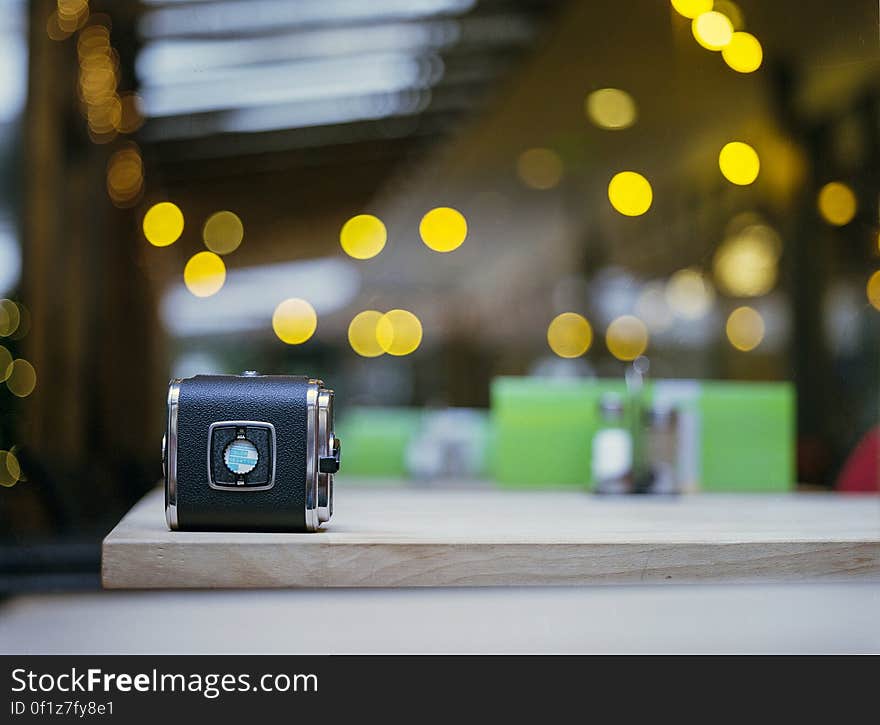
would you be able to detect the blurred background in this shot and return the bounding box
[2,0,880,591]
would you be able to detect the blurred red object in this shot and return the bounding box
[836,427,880,492]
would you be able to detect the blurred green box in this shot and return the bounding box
[490,377,625,489]
[334,407,423,479]
[490,377,795,492]
[699,381,794,492]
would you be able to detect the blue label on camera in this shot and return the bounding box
[224,439,259,475]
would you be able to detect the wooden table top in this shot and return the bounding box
[102,484,880,589]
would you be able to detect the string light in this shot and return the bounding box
[376,309,422,355]
[722,32,762,73]
[202,211,244,255]
[608,172,652,216]
[713,225,780,297]
[866,271,880,311]
[143,202,184,247]
[348,310,385,357]
[419,207,467,252]
[718,142,760,185]
[340,214,386,260]
[0,450,21,487]
[692,11,733,50]
[726,306,765,351]
[0,299,20,337]
[817,182,857,226]
[184,252,226,297]
[118,92,144,134]
[0,346,12,382]
[547,313,593,358]
[606,316,648,361]
[272,298,317,344]
[106,145,143,207]
[585,88,637,130]
[670,0,713,19]
[6,359,36,397]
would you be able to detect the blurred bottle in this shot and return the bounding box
[645,404,681,494]
[592,392,633,494]
[592,357,684,495]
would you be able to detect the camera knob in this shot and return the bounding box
[319,437,341,474]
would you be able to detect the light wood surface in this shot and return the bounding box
[102,484,880,589]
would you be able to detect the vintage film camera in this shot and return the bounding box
[163,373,339,531]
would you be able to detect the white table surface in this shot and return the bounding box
[1,583,878,654]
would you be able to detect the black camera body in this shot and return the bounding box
[163,373,338,531]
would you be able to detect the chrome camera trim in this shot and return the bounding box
[164,379,181,531]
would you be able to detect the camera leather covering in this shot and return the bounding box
[174,375,310,530]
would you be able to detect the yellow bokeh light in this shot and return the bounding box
[817,182,857,226]
[607,171,652,216]
[340,214,386,260]
[722,31,762,73]
[0,299,20,337]
[718,141,760,185]
[118,92,145,134]
[77,24,110,56]
[585,88,637,130]
[692,11,733,50]
[547,312,593,358]
[348,310,385,358]
[376,309,422,356]
[106,145,143,207]
[0,450,21,488]
[713,225,780,297]
[46,12,72,41]
[9,303,30,341]
[86,94,122,134]
[666,268,715,319]
[183,252,226,298]
[606,315,649,361]
[671,0,713,19]
[866,271,880,311]
[79,57,116,90]
[516,148,564,190]
[726,306,765,351]
[6,359,36,398]
[78,65,117,103]
[5,448,20,479]
[203,211,244,255]
[143,202,184,247]
[419,207,467,252]
[58,0,88,19]
[272,298,317,345]
[0,346,12,382]
[56,0,88,33]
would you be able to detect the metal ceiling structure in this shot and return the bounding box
[136,0,565,177]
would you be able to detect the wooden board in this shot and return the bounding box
[102,485,880,589]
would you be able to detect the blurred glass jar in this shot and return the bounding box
[592,392,633,494]
[645,404,681,494]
